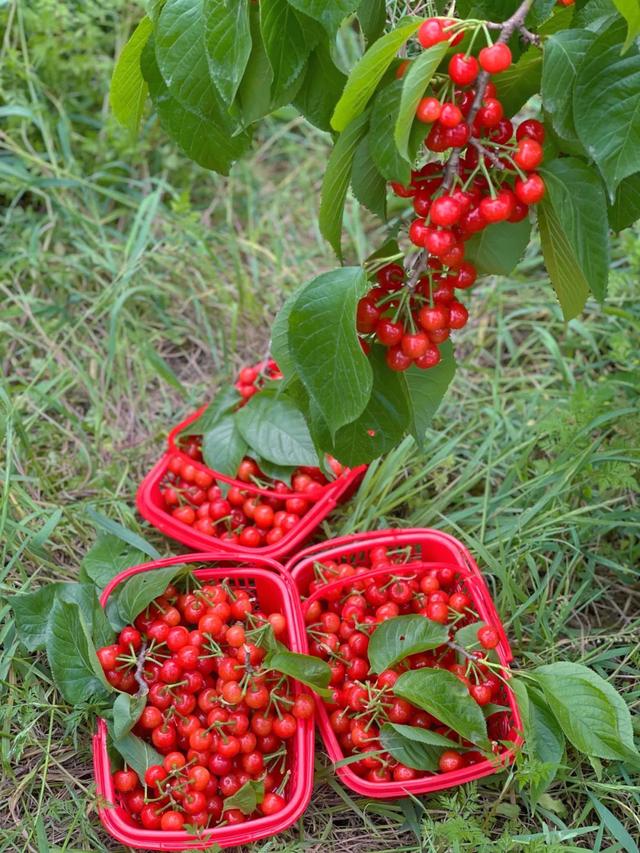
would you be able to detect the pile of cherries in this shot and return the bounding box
[98,578,314,831]
[234,359,282,404]
[358,16,547,372]
[159,452,343,548]
[303,547,512,781]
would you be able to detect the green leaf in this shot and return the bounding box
[331,19,421,132]
[573,18,640,196]
[453,621,488,652]
[178,386,241,437]
[46,599,111,704]
[287,0,359,37]
[358,0,386,43]
[110,16,153,133]
[465,218,531,276]
[260,0,320,101]
[265,644,332,698]
[82,534,146,592]
[540,158,610,302]
[329,343,411,465]
[351,135,387,218]
[201,414,248,477]
[235,389,319,467]
[319,112,369,257]
[494,48,543,115]
[395,42,448,160]
[113,691,147,741]
[223,779,265,815]
[368,615,449,674]
[380,724,445,771]
[532,662,640,763]
[111,731,163,779]
[612,0,640,51]
[256,457,295,485]
[402,339,456,448]
[293,40,347,132]
[528,0,557,26]
[288,267,372,435]
[271,291,298,378]
[395,668,490,748]
[512,679,565,807]
[370,81,411,184]
[237,5,273,124]
[86,508,160,560]
[538,188,590,320]
[573,0,617,31]
[542,29,595,149]
[9,585,60,652]
[142,37,252,174]
[608,172,640,230]
[117,565,186,625]
[204,0,252,105]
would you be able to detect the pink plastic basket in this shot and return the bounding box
[136,407,365,560]
[93,553,314,850]
[286,530,521,799]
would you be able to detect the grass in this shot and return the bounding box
[1,2,640,851]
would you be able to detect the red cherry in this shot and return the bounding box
[514,173,545,204]
[448,53,479,86]
[424,228,455,256]
[418,18,445,48]
[414,344,441,369]
[439,750,464,773]
[479,189,514,223]
[516,118,545,144]
[448,301,469,330]
[356,298,381,333]
[439,102,463,128]
[477,625,500,649]
[418,304,449,331]
[453,261,477,290]
[416,96,442,123]
[376,318,404,346]
[508,199,529,222]
[477,97,504,128]
[390,181,414,197]
[386,345,412,372]
[376,263,404,290]
[408,218,430,247]
[430,195,462,226]
[401,332,429,359]
[514,138,543,171]
[413,189,433,218]
[478,42,512,74]
[443,123,470,148]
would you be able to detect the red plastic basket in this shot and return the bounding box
[93,553,314,850]
[136,407,366,559]
[286,530,521,799]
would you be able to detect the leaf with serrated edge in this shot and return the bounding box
[395,42,448,160]
[465,219,531,276]
[542,30,594,147]
[332,20,421,131]
[288,0,359,36]
[540,158,610,302]
[395,668,490,748]
[288,267,372,435]
[260,0,319,100]
[202,414,248,477]
[293,40,347,132]
[112,731,163,779]
[117,565,186,625]
[402,340,455,448]
[351,135,387,219]
[538,195,590,320]
[113,692,147,741]
[265,645,332,698]
[235,389,319,467]
[573,18,640,197]
[368,615,449,673]
[608,172,640,230]
[532,661,639,762]
[223,780,264,815]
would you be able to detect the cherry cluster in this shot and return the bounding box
[160,453,341,548]
[234,359,282,404]
[97,579,314,831]
[358,16,547,372]
[304,548,511,781]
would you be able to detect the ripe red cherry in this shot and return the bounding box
[480,190,513,223]
[453,261,477,290]
[401,332,429,359]
[356,298,381,333]
[424,228,455,256]
[439,750,464,773]
[293,693,315,719]
[408,218,430,247]
[448,301,469,329]
[416,96,442,123]
[479,42,512,74]
[443,123,470,148]
[261,791,286,815]
[439,102,463,128]
[478,625,500,649]
[477,98,504,128]
[414,344,441,369]
[376,318,404,346]
[418,304,449,331]
[386,346,412,371]
[377,263,404,290]
[514,173,545,204]
[516,118,545,144]
[97,644,120,671]
[430,195,462,226]
[470,683,493,706]
[113,769,138,793]
[514,138,543,171]
[448,53,479,86]
[417,18,445,48]
[413,189,432,218]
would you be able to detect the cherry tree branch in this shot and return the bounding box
[441,0,535,191]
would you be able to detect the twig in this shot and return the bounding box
[470,138,505,171]
[133,641,149,696]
